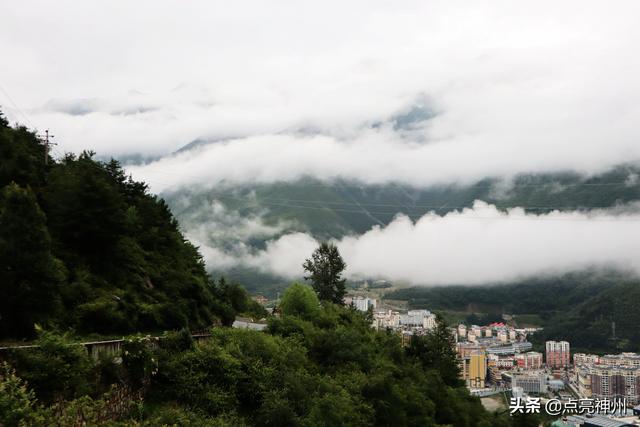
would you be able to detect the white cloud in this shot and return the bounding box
[4,1,640,284]
[176,197,290,242]
[208,201,640,284]
[1,0,639,183]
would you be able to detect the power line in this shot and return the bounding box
[204,194,640,222]
[201,192,637,211]
[136,166,639,188]
[0,82,38,130]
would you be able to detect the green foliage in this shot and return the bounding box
[0,313,529,426]
[142,295,512,426]
[122,335,159,389]
[216,278,268,323]
[0,183,65,338]
[0,362,37,427]
[406,315,463,387]
[303,242,347,304]
[158,328,194,353]
[278,283,320,319]
[0,121,258,339]
[8,331,93,403]
[534,278,640,353]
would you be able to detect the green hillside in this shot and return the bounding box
[162,162,640,291]
[0,114,260,340]
[386,270,640,353]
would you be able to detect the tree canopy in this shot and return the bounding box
[1,285,533,426]
[0,113,254,339]
[278,282,320,319]
[302,242,347,304]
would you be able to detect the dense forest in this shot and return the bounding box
[1,286,539,426]
[0,115,543,425]
[386,270,640,353]
[0,113,263,340]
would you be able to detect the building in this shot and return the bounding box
[457,342,481,358]
[486,341,533,356]
[471,325,482,338]
[566,414,638,427]
[464,350,487,389]
[576,365,593,398]
[546,341,571,369]
[488,354,516,370]
[372,310,400,330]
[574,353,600,368]
[350,296,377,312]
[422,314,437,330]
[457,324,467,339]
[399,310,434,328]
[591,365,640,405]
[515,352,543,370]
[599,353,640,369]
[511,372,548,394]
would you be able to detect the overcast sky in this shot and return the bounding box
[2,1,640,284]
[2,0,640,186]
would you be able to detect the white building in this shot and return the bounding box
[423,314,437,330]
[372,310,400,329]
[512,373,548,394]
[458,324,467,339]
[399,310,435,328]
[351,296,377,312]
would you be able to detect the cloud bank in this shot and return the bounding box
[1,0,640,187]
[195,201,640,285]
[3,1,640,284]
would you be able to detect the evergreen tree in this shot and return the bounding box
[406,314,463,387]
[0,117,256,337]
[0,184,64,338]
[302,242,347,304]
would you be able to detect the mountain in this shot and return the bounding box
[0,114,535,427]
[0,115,262,340]
[159,158,640,292]
[386,270,640,353]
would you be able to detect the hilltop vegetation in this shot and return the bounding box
[1,292,537,426]
[0,114,544,426]
[386,270,640,353]
[0,113,263,340]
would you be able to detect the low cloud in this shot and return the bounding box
[174,196,291,242]
[128,126,640,192]
[198,201,640,285]
[2,1,640,183]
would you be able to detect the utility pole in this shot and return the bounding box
[41,129,56,165]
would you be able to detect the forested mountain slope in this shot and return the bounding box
[159,149,640,291]
[164,165,640,241]
[386,270,640,353]
[0,114,259,339]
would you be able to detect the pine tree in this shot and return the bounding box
[302,242,347,304]
[0,184,64,338]
[406,314,462,387]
